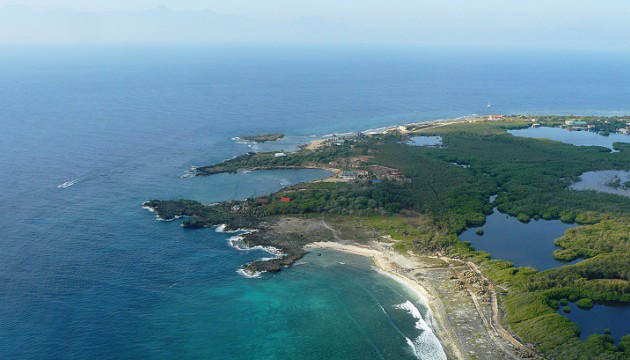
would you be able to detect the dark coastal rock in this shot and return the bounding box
[242,251,306,274]
[143,199,259,229]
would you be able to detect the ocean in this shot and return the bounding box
[1,45,630,359]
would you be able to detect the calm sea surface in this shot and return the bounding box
[2,46,630,359]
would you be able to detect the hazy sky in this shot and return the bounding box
[0,0,627,50]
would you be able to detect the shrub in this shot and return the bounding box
[576,298,594,309]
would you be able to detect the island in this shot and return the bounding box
[145,115,630,360]
[236,133,285,143]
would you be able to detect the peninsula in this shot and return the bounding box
[145,115,630,359]
[236,133,285,143]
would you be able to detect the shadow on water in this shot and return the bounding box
[459,210,577,271]
[557,301,630,343]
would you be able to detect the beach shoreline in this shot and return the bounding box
[305,240,531,360]
[305,241,465,359]
[304,114,484,150]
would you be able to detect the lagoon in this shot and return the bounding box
[508,127,630,150]
[571,170,630,198]
[5,47,630,358]
[558,301,630,343]
[459,210,576,271]
[407,136,443,147]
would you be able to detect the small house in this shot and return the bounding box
[280,197,291,203]
[618,128,630,135]
[274,153,287,157]
[339,171,358,180]
[488,115,503,121]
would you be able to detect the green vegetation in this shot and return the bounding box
[605,176,630,190]
[151,115,630,359]
[239,133,285,142]
[553,219,630,261]
[577,298,594,309]
[476,229,484,236]
[563,306,571,313]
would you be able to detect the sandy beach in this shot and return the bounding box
[305,240,534,360]
[304,115,485,151]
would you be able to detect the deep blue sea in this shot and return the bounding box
[2,46,630,359]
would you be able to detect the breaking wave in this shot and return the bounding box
[394,301,447,360]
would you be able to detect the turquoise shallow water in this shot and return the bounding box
[145,249,444,360]
[2,46,630,359]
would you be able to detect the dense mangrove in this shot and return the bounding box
[148,115,630,359]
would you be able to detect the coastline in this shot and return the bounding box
[305,241,465,360]
[305,240,532,360]
[304,114,484,150]
[146,114,562,358]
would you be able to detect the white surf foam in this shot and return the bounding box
[236,268,265,278]
[141,202,183,222]
[180,166,199,178]
[394,300,447,360]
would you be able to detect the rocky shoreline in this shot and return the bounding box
[142,201,325,274]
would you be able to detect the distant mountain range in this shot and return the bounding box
[0,6,369,44]
[0,5,623,50]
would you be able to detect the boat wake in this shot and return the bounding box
[57,180,77,189]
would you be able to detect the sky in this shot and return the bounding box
[0,0,627,50]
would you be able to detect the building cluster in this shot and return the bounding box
[564,119,630,134]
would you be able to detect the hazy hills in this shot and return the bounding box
[0,5,366,44]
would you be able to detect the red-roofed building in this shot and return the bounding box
[488,115,504,121]
[280,197,291,203]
